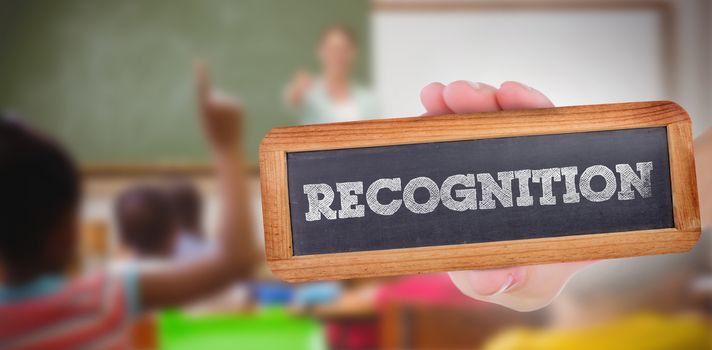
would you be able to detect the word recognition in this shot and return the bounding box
[303,162,653,221]
[260,101,699,282]
[287,127,673,256]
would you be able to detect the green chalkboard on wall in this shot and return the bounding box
[0,0,370,164]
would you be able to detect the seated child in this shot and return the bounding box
[0,63,259,349]
[163,178,215,260]
[115,184,177,259]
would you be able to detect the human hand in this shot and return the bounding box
[293,70,314,92]
[286,69,314,107]
[194,61,243,155]
[420,80,596,311]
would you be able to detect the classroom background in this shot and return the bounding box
[1,0,711,349]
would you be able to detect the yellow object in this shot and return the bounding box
[484,313,711,350]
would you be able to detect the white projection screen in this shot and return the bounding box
[372,1,671,117]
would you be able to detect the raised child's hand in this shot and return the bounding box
[194,61,243,154]
[420,81,596,311]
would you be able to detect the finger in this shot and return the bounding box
[460,266,528,296]
[211,89,242,112]
[420,82,452,116]
[496,81,554,110]
[442,81,501,114]
[194,60,211,107]
[449,261,598,311]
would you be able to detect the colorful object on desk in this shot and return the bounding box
[483,312,711,350]
[295,282,342,306]
[375,273,480,308]
[158,307,325,350]
[250,282,295,305]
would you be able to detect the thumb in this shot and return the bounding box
[449,261,596,312]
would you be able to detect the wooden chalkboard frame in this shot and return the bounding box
[260,101,700,282]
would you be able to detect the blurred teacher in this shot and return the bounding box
[286,25,378,124]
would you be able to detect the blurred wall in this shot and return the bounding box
[0,0,370,163]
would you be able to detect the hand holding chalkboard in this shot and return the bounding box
[260,83,700,292]
[422,81,590,312]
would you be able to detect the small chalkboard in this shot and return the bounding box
[260,101,700,282]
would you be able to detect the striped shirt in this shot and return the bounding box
[0,267,139,350]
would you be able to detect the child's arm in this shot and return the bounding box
[137,62,259,309]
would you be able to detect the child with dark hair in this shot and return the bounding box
[0,115,81,284]
[115,185,177,259]
[0,63,259,349]
[163,178,215,260]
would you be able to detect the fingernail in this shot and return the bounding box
[485,267,527,296]
[518,82,536,92]
[503,81,535,92]
[467,81,481,90]
[492,274,516,295]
